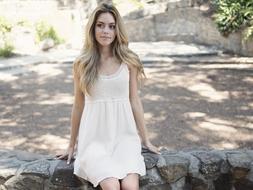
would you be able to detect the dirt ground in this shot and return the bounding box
[0,60,253,156]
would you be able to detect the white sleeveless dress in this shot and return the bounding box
[73,63,146,187]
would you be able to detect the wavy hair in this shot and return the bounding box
[73,3,145,95]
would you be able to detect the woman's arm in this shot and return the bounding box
[128,64,160,154]
[69,64,84,148]
[55,62,84,163]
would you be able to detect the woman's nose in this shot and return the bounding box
[102,26,109,33]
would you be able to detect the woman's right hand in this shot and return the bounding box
[55,145,75,165]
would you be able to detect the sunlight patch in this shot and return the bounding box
[184,112,206,118]
[198,120,237,132]
[187,83,229,102]
[38,93,73,105]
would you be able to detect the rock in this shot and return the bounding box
[191,151,222,179]
[244,150,253,161]
[233,178,253,190]
[246,162,253,183]
[140,183,172,190]
[232,167,250,180]
[51,160,83,187]
[157,153,190,183]
[186,176,208,190]
[179,151,200,177]
[124,1,253,56]
[142,152,160,169]
[0,157,26,181]
[140,167,167,186]
[17,159,51,178]
[226,151,251,180]
[1,148,253,189]
[0,149,16,159]
[170,177,186,190]
[214,173,233,190]
[227,151,252,169]
[40,38,55,51]
[3,175,44,190]
[14,150,48,162]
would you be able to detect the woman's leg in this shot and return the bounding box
[121,173,139,190]
[99,177,120,190]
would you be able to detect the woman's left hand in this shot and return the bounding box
[143,140,161,154]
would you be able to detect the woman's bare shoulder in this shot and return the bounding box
[126,63,138,73]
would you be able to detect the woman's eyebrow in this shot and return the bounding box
[97,21,115,24]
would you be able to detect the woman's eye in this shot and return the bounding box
[96,23,115,29]
[109,25,115,29]
[97,24,103,28]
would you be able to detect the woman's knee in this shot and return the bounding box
[99,177,120,190]
[121,182,139,190]
[121,174,139,190]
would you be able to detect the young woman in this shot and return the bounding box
[55,3,160,190]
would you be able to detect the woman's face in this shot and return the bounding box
[95,12,116,48]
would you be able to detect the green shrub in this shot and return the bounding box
[243,23,253,41]
[0,42,14,57]
[212,0,253,40]
[35,21,64,45]
[0,16,14,57]
[0,17,12,34]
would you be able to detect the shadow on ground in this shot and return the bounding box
[142,61,253,151]
[0,60,253,155]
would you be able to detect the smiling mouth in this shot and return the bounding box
[101,37,110,39]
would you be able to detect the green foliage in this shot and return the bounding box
[0,16,12,34]
[243,23,253,41]
[0,42,14,57]
[35,21,64,45]
[0,16,14,57]
[212,0,253,40]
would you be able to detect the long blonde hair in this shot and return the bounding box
[73,3,145,95]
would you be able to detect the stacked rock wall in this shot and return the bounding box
[124,0,253,56]
[1,148,253,190]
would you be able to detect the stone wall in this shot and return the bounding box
[124,0,253,56]
[1,148,253,190]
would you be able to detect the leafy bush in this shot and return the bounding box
[0,16,14,57]
[35,21,64,45]
[0,17,12,34]
[243,23,253,41]
[0,42,14,57]
[212,0,253,40]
